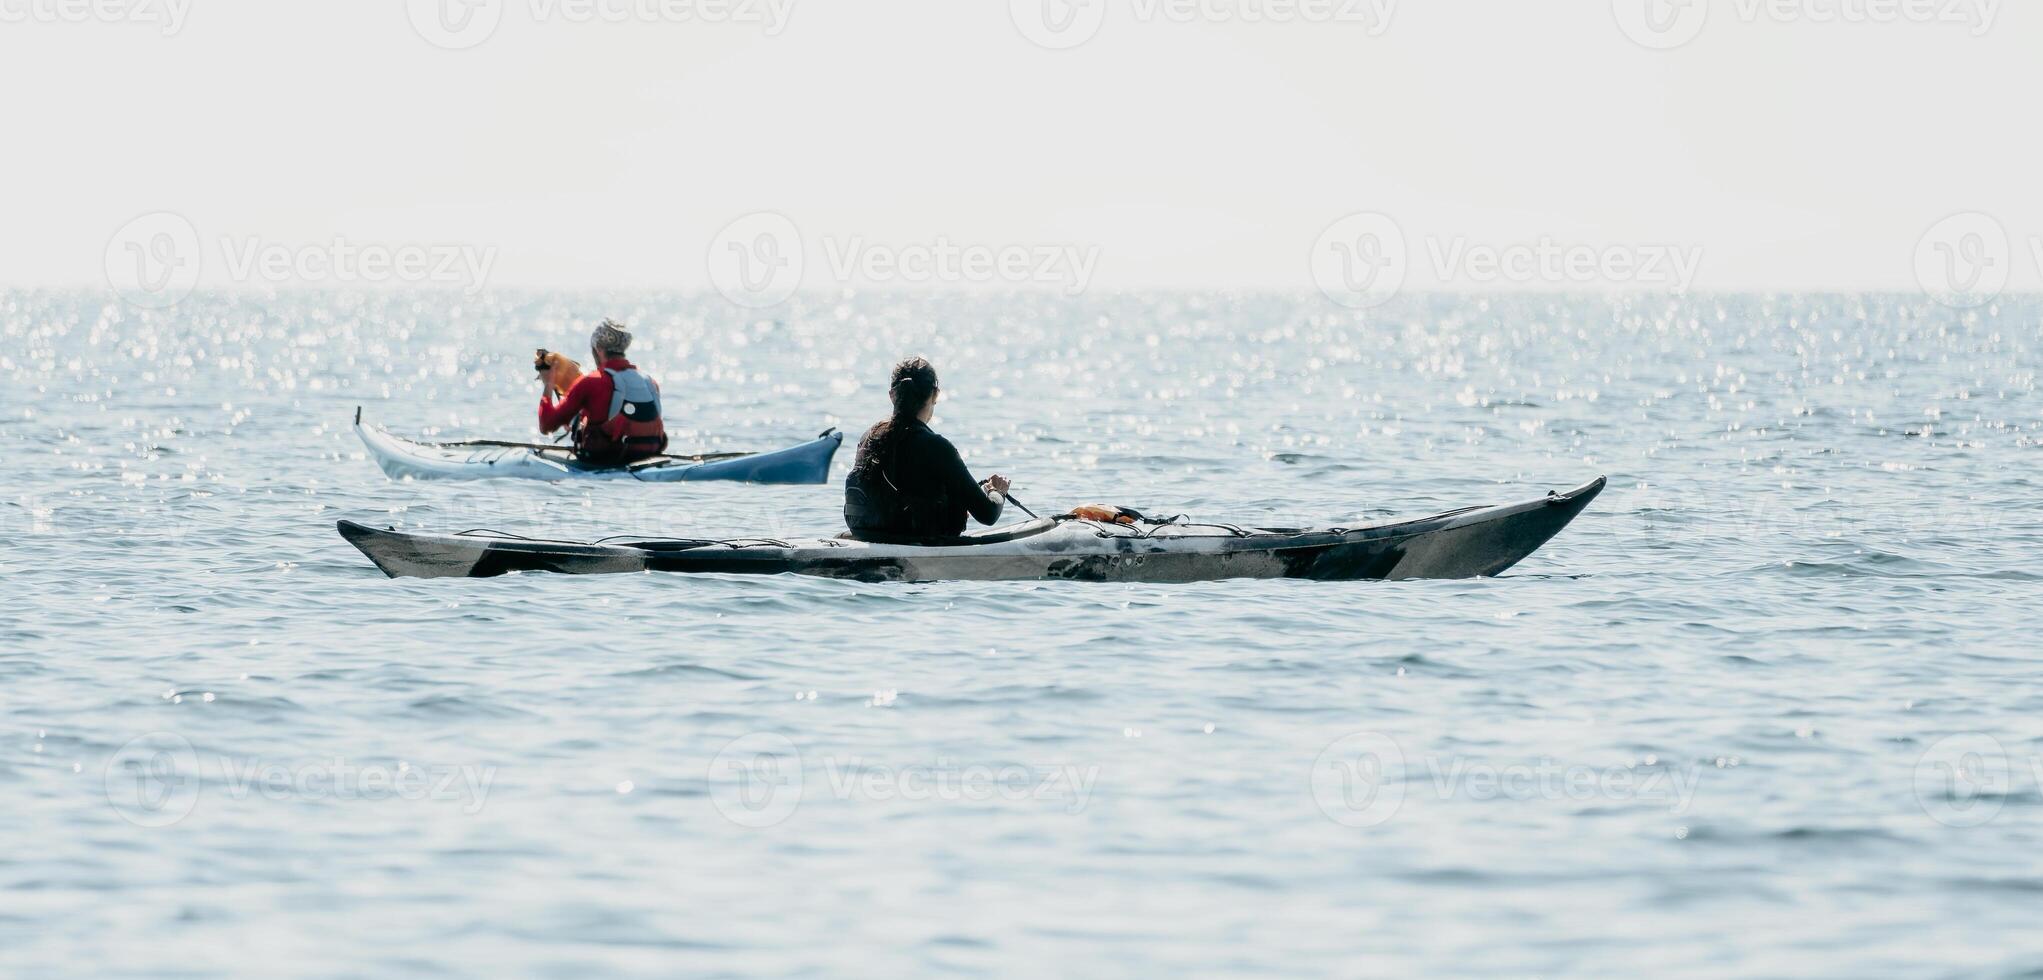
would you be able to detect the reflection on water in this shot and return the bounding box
[4,291,2039,975]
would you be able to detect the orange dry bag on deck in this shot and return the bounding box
[1066,504,1140,524]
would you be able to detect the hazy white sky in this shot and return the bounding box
[3,0,2039,294]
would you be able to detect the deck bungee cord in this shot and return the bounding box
[1005,488,1248,538]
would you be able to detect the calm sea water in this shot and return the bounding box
[4,290,2040,977]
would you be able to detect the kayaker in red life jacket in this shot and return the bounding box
[538,320,668,466]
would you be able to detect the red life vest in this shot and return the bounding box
[574,367,667,465]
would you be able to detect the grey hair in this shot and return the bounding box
[590,319,632,357]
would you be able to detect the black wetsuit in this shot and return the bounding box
[844,418,1003,541]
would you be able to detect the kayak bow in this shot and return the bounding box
[337,477,1605,583]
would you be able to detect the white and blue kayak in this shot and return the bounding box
[353,408,842,484]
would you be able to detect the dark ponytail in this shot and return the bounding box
[887,356,939,422]
[854,356,940,482]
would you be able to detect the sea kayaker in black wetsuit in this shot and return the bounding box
[844,357,1011,541]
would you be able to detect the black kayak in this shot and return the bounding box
[338,477,1604,583]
